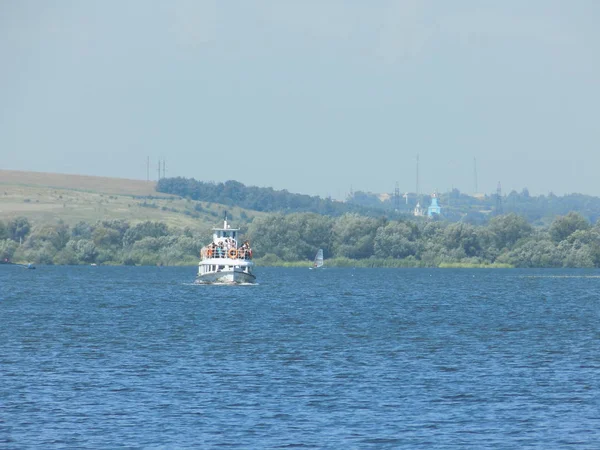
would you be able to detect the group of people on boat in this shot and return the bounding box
[204,239,252,260]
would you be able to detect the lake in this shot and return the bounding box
[1,266,599,448]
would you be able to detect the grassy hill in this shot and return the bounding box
[0,170,259,229]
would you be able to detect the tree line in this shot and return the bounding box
[1,211,599,268]
[158,176,600,227]
[156,177,398,218]
[0,218,207,267]
[350,188,600,226]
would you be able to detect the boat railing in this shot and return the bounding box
[201,247,252,260]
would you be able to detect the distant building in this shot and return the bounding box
[414,201,424,217]
[427,192,441,217]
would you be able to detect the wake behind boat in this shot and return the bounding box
[1,261,36,269]
[196,217,256,284]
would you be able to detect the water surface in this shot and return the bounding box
[1,266,599,448]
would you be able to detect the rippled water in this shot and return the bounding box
[1,266,600,448]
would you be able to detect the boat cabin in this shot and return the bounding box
[213,219,238,247]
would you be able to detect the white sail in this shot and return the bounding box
[312,249,324,269]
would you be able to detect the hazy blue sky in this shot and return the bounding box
[1,1,599,200]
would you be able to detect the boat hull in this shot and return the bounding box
[196,258,256,284]
[196,269,256,284]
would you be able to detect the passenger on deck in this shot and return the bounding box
[239,241,250,259]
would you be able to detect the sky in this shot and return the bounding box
[1,1,599,200]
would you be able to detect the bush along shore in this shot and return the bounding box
[1,211,599,268]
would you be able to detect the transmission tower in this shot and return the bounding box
[495,181,503,215]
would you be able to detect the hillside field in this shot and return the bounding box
[0,170,258,230]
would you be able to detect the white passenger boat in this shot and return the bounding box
[196,217,256,284]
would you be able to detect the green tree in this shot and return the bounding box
[332,213,379,259]
[53,221,70,250]
[488,213,532,250]
[72,221,93,240]
[246,213,303,260]
[283,213,334,261]
[34,242,56,265]
[53,246,79,265]
[8,217,31,242]
[374,221,418,259]
[123,221,169,247]
[93,226,122,249]
[556,240,594,267]
[172,235,203,261]
[66,239,98,263]
[0,239,18,262]
[97,219,130,242]
[443,223,482,257]
[498,239,560,268]
[549,212,590,243]
[25,224,61,251]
